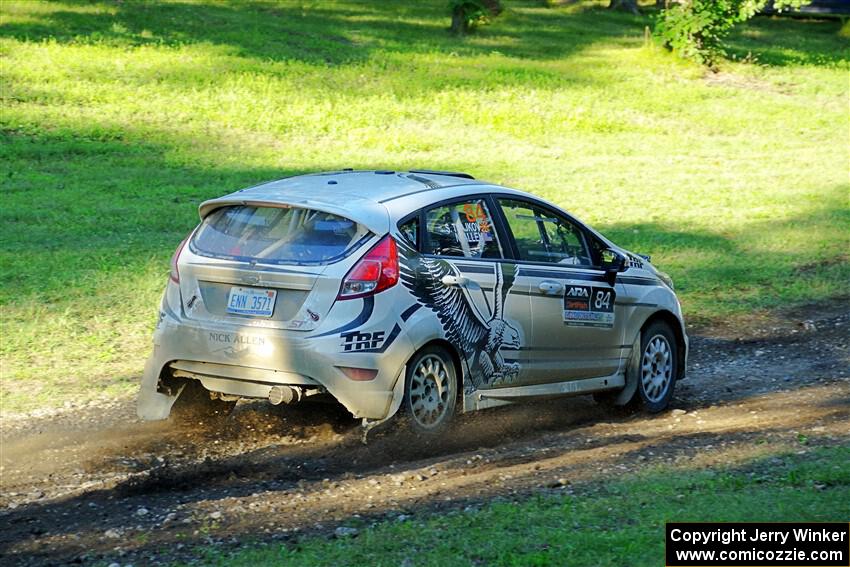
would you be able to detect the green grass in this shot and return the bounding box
[187,446,850,566]
[1,0,848,413]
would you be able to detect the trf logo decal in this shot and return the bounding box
[341,330,385,352]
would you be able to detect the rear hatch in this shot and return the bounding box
[178,202,381,331]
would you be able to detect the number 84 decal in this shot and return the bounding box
[563,285,616,328]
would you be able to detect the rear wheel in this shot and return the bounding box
[171,379,236,422]
[401,345,458,435]
[637,321,677,412]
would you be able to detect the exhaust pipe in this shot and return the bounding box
[268,385,302,405]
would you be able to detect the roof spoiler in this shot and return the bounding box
[408,169,475,180]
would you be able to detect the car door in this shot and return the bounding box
[412,196,534,390]
[494,197,625,383]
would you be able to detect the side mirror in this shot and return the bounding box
[600,249,626,286]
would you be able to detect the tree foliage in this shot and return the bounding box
[655,0,811,66]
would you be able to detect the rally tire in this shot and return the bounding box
[636,321,677,413]
[400,345,459,436]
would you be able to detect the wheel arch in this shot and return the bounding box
[640,310,687,381]
[413,338,465,398]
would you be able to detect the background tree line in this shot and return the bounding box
[449,0,814,66]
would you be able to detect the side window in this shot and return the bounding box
[498,199,593,266]
[423,199,503,259]
[398,216,419,249]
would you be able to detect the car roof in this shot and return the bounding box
[198,170,485,233]
[208,170,481,207]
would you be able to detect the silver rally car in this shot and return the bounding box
[138,170,687,435]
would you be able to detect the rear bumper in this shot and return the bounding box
[137,296,414,420]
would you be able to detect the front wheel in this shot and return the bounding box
[401,345,459,436]
[636,321,677,412]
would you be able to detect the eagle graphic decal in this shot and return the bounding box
[398,243,521,392]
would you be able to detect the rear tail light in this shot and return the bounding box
[338,235,399,300]
[169,235,190,284]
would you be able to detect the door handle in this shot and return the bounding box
[538,280,564,295]
[442,275,470,286]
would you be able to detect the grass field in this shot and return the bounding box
[188,446,850,566]
[1,0,848,413]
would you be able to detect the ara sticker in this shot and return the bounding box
[563,285,616,328]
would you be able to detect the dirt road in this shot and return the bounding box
[1,307,848,566]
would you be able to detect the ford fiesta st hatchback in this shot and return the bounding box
[138,170,687,435]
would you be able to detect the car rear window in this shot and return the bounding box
[191,205,372,265]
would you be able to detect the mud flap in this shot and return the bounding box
[137,382,185,420]
[612,336,640,406]
[137,355,186,420]
[361,365,406,443]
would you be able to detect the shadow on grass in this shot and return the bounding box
[1,0,370,65]
[3,118,848,313]
[728,15,849,67]
[0,0,639,64]
[3,1,845,68]
[597,193,850,318]
[0,127,305,302]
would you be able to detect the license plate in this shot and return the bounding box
[226,286,277,317]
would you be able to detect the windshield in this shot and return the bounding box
[191,205,372,265]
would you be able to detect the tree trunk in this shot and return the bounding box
[608,0,640,14]
[450,6,469,35]
[656,0,668,9]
